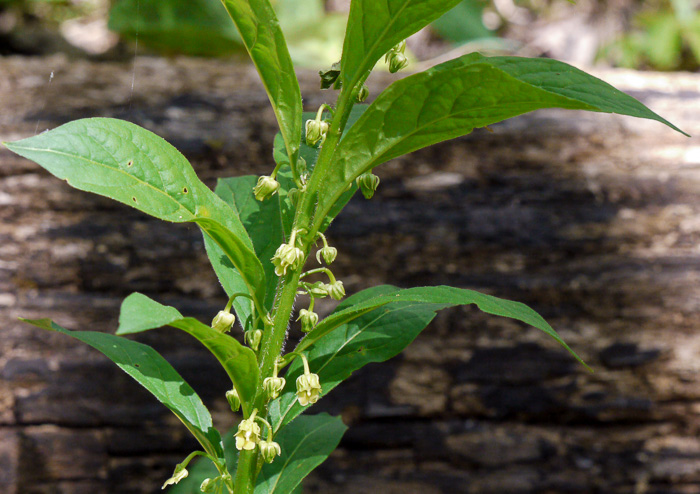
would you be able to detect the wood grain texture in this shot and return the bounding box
[1,55,699,493]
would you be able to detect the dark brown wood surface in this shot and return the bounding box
[1,55,699,493]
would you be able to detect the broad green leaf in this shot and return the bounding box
[297,285,589,368]
[3,118,266,314]
[117,293,259,415]
[272,284,588,428]
[21,317,224,461]
[220,0,303,167]
[254,414,346,494]
[269,286,442,428]
[320,53,688,215]
[339,0,462,90]
[213,172,296,311]
[108,0,243,57]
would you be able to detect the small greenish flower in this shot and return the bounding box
[305,118,329,147]
[226,388,241,412]
[245,329,263,351]
[296,371,322,406]
[234,415,261,451]
[259,440,282,463]
[161,464,188,489]
[356,83,369,103]
[272,243,304,276]
[297,308,319,333]
[263,376,286,400]
[253,175,280,201]
[356,172,380,199]
[211,310,235,333]
[316,244,337,264]
[325,280,345,300]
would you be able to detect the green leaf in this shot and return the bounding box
[117,293,259,416]
[270,286,439,428]
[220,0,303,166]
[254,414,346,494]
[20,317,224,461]
[272,284,588,428]
[298,285,589,368]
[216,173,296,307]
[3,118,267,314]
[320,53,689,215]
[339,0,462,90]
[203,234,256,331]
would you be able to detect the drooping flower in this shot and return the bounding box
[234,415,261,451]
[325,280,345,300]
[259,440,282,463]
[296,355,322,406]
[253,175,280,201]
[272,242,304,277]
[263,376,286,400]
[297,308,319,333]
[226,388,241,412]
[211,310,235,333]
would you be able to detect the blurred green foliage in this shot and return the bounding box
[599,0,700,71]
[108,0,346,67]
[431,0,495,44]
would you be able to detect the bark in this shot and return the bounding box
[1,55,699,493]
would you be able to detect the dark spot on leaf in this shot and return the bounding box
[134,364,140,368]
[132,197,137,202]
[182,187,188,194]
[127,160,133,167]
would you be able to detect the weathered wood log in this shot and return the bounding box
[1,55,699,493]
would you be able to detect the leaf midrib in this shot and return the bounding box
[11,144,196,218]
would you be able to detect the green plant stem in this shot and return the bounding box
[233,449,256,494]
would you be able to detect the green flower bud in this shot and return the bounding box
[245,329,263,351]
[325,280,345,300]
[357,172,380,199]
[356,84,369,103]
[259,440,282,463]
[263,376,286,400]
[211,310,235,333]
[272,243,304,276]
[162,464,188,489]
[234,416,261,451]
[226,388,241,412]
[305,281,329,298]
[296,372,322,406]
[200,478,217,493]
[297,308,319,333]
[388,52,409,73]
[253,175,280,201]
[305,118,329,147]
[316,245,337,264]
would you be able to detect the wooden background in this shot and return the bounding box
[1,55,699,493]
